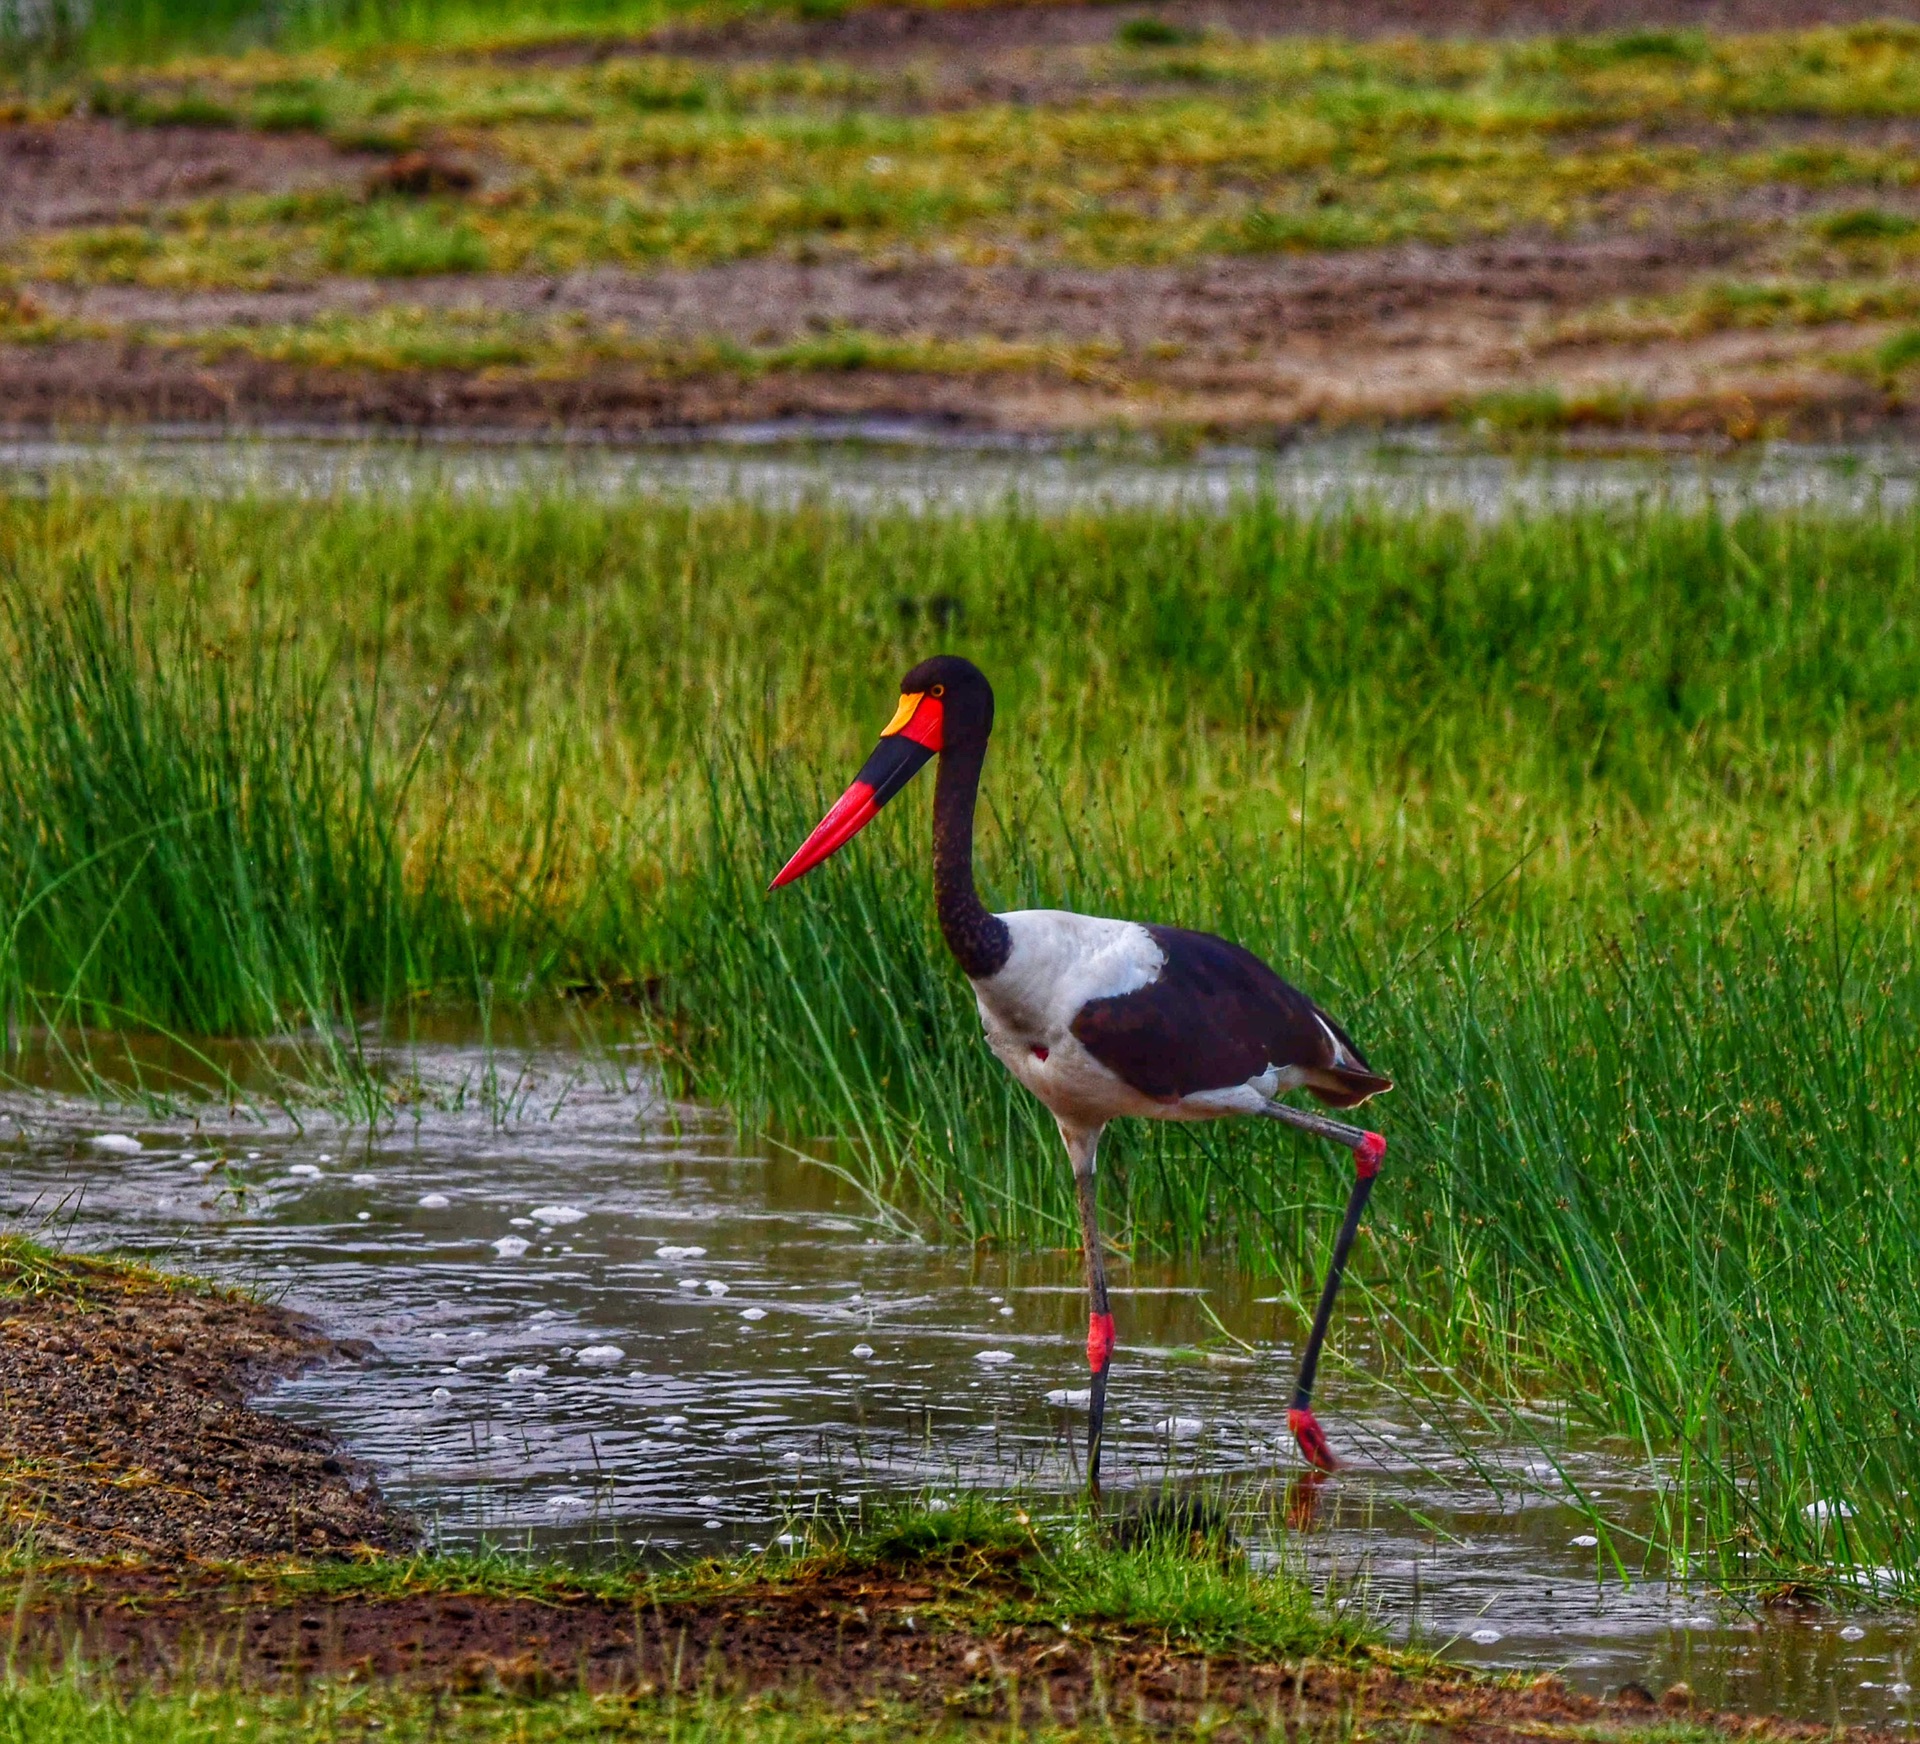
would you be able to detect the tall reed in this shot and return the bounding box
[2,487,1917,1590]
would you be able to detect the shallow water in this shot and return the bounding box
[2,1030,1914,1725]
[3,426,1920,519]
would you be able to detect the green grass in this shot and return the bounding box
[1,490,1918,1598]
[14,26,1920,282]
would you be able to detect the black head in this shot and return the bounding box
[769,654,995,889]
[899,653,994,752]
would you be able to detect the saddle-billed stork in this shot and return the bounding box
[771,655,1391,1488]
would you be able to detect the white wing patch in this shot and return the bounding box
[1313,1012,1349,1067]
[972,910,1164,1038]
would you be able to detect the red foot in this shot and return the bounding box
[1289,1406,1341,1472]
[1356,1131,1387,1179]
[1087,1312,1115,1373]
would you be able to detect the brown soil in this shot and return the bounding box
[0,1251,415,1563]
[5,236,1914,440]
[0,119,374,242]
[625,0,1920,67]
[4,1563,1893,1741]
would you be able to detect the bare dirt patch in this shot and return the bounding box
[0,1248,415,1563]
[0,118,375,242]
[625,0,1920,68]
[6,234,1914,440]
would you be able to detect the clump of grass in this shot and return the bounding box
[1876,325,1920,376]
[1817,206,1920,242]
[0,580,464,1037]
[1116,15,1198,48]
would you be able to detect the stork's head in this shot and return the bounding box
[770,655,992,889]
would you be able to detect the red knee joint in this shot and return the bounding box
[1355,1131,1386,1179]
[1288,1406,1340,1472]
[1086,1312,1115,1373]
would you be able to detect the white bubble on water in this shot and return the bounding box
[657,1245,707,1260]
[851,1344,874,1358]
[1840,1624,1866,1641]
[1046,1389,1091,1408]
[356,1212,371,1222]
[418,1194,450,1209]
[999,1306,1014,1316]
[429,1331,449,1342]
[248,1152,262,1160]
[704,1280,729,1296]
[724,1428,748,1443]
[188,1161,213,1175]
[696,1495,723,1508]
[678,1278,701,1291]
[740,1307,767,1320]
[492,1235,531,1258]
[661,1414,687,1426]
[927,1498,950,1512]
[430,1386,453,1405]
[1469,1628,1503,1645]
[578,1345,625,1366]
[974,1350,1015,1366]
[532,1205,586,1226]
[89,1134,143,1154]
[455,1354,486,1369]
[288,1164,322,1179]
[507,1365,550,1383]
[352,1173,378,1187]
[705,1518,723,1529]
[1157,1417,1204,1440]
[1571,1534,1599,1548]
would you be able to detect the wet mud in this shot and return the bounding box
[1,1561,1895,1741]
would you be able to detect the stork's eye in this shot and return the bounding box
[931,683,945,697]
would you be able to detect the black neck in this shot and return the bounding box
[932,740,1011,980]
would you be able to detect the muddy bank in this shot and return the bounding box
[1,1560,1891,1741]
[6,228,1918,441]
[0,316,1907,443]
[0,1243,413,1562]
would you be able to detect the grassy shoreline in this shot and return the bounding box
[1,489,1916,1597]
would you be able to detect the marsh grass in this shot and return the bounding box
[2,490,1918,1592]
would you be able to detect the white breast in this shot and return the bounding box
[968,910,1167,1128]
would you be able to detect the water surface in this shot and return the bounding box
[3,1030,1913,1727]
[4,427,1920,519]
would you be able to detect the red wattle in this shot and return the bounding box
[1086,1311,1115,1374]
[897,695,945,751]
[1356,1131,1386,1179]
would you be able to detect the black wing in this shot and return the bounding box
[1069,926,1391,1108]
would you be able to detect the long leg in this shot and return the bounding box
[1259,1102,1386,1471]
[1062,1123,1113,1499]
